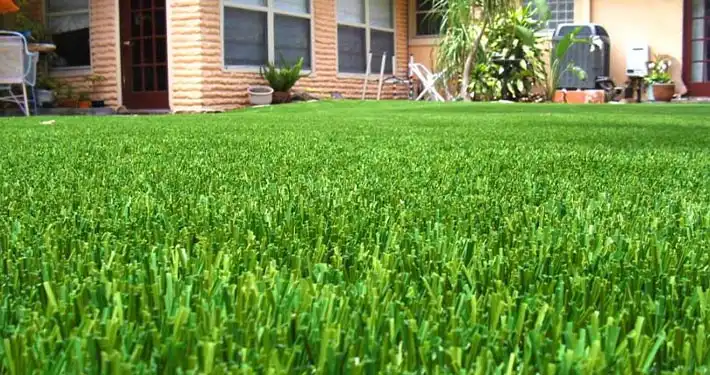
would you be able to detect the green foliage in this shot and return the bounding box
[36,75,60,91]
[432,0,519,100]
[645,56,673,85]
[259,57,305,93]
[471,3,547,100]
[542,27,591,100]
[2,101,710,373]
[11,0,49,42]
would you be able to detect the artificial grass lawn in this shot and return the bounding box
[1,102,710,374]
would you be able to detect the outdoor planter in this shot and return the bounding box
[78,100,92,109]
[646,86,655,101]
[57,99,78,108]
[652,83,675,102]
[35,89,55,107]
[248,86,273,106]
[92,100,105,108]
[272,91,291,104]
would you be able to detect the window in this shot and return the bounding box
[415,0,441,36]
[223,0,312,70]
[337,0,395,74]
[46,0,91,69]
[525,0,574,31]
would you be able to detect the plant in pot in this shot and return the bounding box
[646,57,674,102]
[35,75,60,108]
[78,92,91,109]
[85,74,107,107]
[259,57,305,104]
[56,84,78,108]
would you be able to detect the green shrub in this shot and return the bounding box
[259,57,305,92]
[476,2,547,100]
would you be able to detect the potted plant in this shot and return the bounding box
[35,75,59,108]
[646,57,674,102]
[78,92,91,109]
[56,84,78,108]
[259,57,305,104]
[85,74,107,108]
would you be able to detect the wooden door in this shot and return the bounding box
[685,0,710,96]
[120,0,169,109]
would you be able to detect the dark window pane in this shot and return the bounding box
[416,12,441,35]
[337,25,366,73]
[50,27,91,68]
[157,66,168,91]
[155,10,166,35]
[371,30,394,74]
[141,0,151,9]
[155,0,165,7]
[132,41,141,64]
[224,7,268,66]
[132,67,143,91]
[48,0,88,13]
[145,67,155,91]
[416,0,433,11]
[156,37,167,63]
[274,15,311,69]
[142,11,153,34]
[143,39,154,64]
[131,12,141,37]
[131,0,140,10]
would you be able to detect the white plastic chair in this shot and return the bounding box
[0,31,39,116]
[409,62,451,102]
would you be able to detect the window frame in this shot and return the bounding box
[525,0,575,33]
[45,0,92,73]
[221,0,316,73]
[335,0,397,77]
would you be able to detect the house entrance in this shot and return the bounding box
[120,0,169,109]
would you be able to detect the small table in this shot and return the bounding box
[27,43,56,78]
[28,43,56,53]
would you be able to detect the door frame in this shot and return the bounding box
[683,0,710,96]
[119,0,171,110]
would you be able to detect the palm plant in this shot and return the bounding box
[432,0,519,100]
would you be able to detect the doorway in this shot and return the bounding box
[120,0,169,109]
[685,0,710,96]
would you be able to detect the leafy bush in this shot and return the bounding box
[436,2,547,101]
[539,26,593,100]
[259,57,305,92]
[479,3,547,100]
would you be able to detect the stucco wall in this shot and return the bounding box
[167,0,207,111]
[410,42,437,70]
[588,0,686,94]
[179,0,411,111]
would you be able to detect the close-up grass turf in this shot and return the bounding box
[1,102,710,374]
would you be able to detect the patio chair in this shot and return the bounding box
[0,31,39,116]
[409,62,451,102]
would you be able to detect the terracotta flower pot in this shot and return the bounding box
[652,83,675,102]
[58,99,78,108]
[272,91,291,104]
[78,100,92,109]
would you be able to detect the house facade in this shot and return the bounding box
[31,0,710,111]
